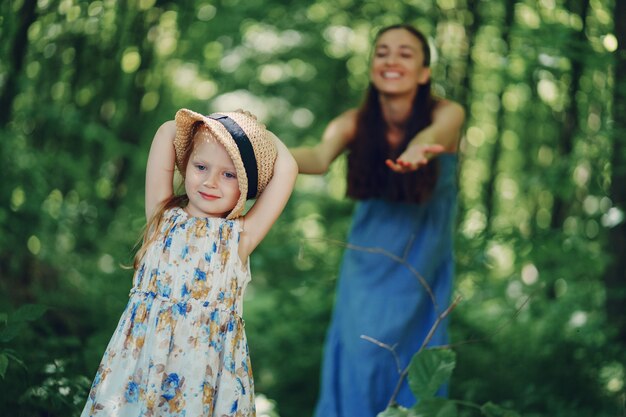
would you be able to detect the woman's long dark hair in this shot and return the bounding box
[346,24,439,203]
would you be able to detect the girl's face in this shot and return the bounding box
[184,131,241,218]
[370,28,431,97]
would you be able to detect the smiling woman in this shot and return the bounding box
[290,24,465,417]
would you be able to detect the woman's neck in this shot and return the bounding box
[379,92,416,146]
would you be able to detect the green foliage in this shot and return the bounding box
[0,304,46,378]
[1,0,625,416]
[378,348,518,417]
[408,349,457,400]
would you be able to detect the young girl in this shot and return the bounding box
[81,109,298,417]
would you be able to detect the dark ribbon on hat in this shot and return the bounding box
[208,113,258,199]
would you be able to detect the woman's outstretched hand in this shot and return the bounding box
[385,143,446,173]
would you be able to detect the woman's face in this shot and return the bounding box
[370,28,431,97]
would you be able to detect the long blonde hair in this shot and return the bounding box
[132,123,207,269]
[132,194,188,270]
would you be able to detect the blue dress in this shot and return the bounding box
[314,154,458,417]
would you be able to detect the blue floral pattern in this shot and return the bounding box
[81,207,255,416]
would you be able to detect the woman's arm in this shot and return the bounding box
[387,100,465,173]
[239,132,298,261]
[144,120,177,220]
[290,109,357,174]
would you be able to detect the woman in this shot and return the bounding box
[291,24,465,416]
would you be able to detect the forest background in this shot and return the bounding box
[1,0,625,416]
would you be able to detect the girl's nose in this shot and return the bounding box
[203,170,218,187]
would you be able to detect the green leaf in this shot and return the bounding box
[3,349,26,371]
[378,405,410,417]
[0,354,8,379]
[11,304,47,322]
[407,349,456,400]
[410,398,457,417]
[0,323,24,343]
[481,402,521,417]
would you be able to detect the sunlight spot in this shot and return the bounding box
[255,393,278,417]
[258,63,285,84]
[138,0,156,10]
[537,145,553,166]
[292,108,314,128]
[585,220,599,239]
[602,34,618,52]
[569,311,587,327]
[573,163,590,186]
[607,378,624,392]
[502,130,519,150]
[121,48,141,73]
[601,207,624,228]
[521,264,538,285]
[506,281,523,299]
[96,178,113,199]
[582,195,599,215]
[43,189,63,219]
[563,216,579,235]
[211,90,270,121]
[487,243,515,276]
[197,4,216,21]
[11,187,25,210]
[536,208,551,229]
[537,79,558,104]
[461,209,486,238]
[554,278,567,297]
[498,177,518,200]
[141,91,160,112]
[466,126,485,147]
[306,3,328,22]
[194,80,217,101]
[28,235,41,255]
[601,363,624,393]
[517,4,541,29]
[98,254,115,274]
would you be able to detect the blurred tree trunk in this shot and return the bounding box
[550,0,590,228]
[455,0,479,222]
[484,0,515,233]
[606,0,626,343]
[459,0,480,107]
[0,0,37,126]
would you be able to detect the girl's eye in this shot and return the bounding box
[195,164,206,171]
[224,172,237,179]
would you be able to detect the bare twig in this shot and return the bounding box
[360,335,403,375]
[385,296,462,407]
[441,287,539,350]
[302,237,438,310]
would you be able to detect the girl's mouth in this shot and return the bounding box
[199,192,219,200]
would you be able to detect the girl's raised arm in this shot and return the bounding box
[239,133,298,261]
[145,120,177,221]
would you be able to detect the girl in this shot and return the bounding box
[291,24,465,416]
[81,109,298,417]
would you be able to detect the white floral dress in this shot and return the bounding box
[81,207,255,417]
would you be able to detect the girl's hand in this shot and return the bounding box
[385,143,446,173]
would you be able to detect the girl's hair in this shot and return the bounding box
[133,122,205,270]
[346,24,439,203]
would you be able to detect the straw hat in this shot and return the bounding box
[174,109,277,219]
